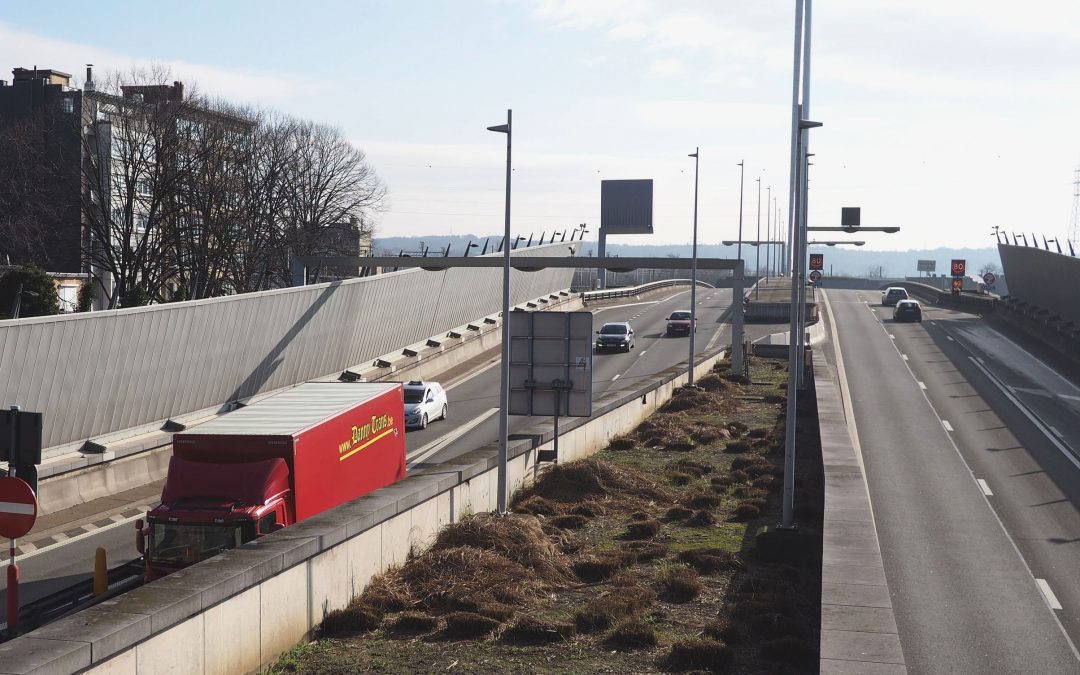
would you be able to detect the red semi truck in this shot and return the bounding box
[137,382,406,580]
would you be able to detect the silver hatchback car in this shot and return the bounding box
[881,287,909,306]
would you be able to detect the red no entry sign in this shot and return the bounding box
[0,477,38,539]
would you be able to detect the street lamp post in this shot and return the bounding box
[736,160,745,265]
[688,148,700,386]
[765,185,772,284]
[487,110,512,515]
[754,177,762,299]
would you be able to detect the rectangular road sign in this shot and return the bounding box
[951,259,967,276]
[508,311,593,417]
[841,207,861,227]
[808,253,824,271]
[601,180,654,234]
[917,259,936,273]
[0,410,43,465]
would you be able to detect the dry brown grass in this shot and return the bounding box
[678,548,743,575]
[661,566,702,602]
[668,638,735,672]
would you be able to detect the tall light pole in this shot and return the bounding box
[765,185,772,283]
[688,148,700,386]
[754,176,761,299]
[487,110,511,515]
[736,160,745,265]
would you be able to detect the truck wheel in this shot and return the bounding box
[441,404,447,421]
[421,413,428,429]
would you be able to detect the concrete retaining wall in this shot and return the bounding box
[0,351,728,675]
[0,244,577,460]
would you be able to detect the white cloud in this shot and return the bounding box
[649,58,685,77]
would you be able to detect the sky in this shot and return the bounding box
[3,0,1079,251]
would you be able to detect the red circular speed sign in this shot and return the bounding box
[0,476,38,539]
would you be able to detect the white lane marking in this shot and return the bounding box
[977,479,993,496]
[640,350,647,356]
[889,334,896,340]
[446,360,500,391]
[918,381,927,390]
[612,374,621,382]
[1050,426,1063,439]
[1037,579,1063,610]
[968,356,1080,471]
[52,532,69,542]
[947,335,955,341]
[0,501,35,515]
[407,408,499,467]
[931,321,937,325]
[902,354,909,361]
[18,513,144,562]
[942,420,953,432]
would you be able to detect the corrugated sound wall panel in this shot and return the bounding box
[997,244,1080,325]
[0,244,576,455]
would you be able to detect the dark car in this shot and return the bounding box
[595,322,635,352]
[666,310,695,336]
[893,299,922,323]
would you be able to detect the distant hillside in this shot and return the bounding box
[372,235,1002,278]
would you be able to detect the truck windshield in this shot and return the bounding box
[148,522,256,567]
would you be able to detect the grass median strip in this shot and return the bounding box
[266,356,823,674]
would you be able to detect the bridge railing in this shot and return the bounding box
[581,278,714,302]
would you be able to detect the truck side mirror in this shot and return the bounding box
[135,519,146,555]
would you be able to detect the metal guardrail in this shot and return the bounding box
[0,558,144,641]
[581,278,714,302]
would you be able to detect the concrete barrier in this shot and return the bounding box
[0,351,729,674]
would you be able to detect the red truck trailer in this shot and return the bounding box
[137,382,406,580]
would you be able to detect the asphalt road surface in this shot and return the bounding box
[825,289,1080,673]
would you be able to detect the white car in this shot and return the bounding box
[403,381,447,430]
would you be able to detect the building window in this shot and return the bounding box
[62,97,74,114]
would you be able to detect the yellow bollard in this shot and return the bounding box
[93,547,107,596]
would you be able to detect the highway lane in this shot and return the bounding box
[826,289,1079,673]
[417,286,735,466]
[3,286,737,612]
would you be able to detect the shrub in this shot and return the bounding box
[574,586,655,633]
[77,281,95,312]
[318,604,382,637]
[678,548,743,575]
[688,510,716,527]
[501,616,574,644]
[748,427,768,439]
[607,435,636,450]
[734,503,761,521]
[607,619,658,650]
[514,495,556,516]
[724,441,753,454]
[665,505,694,521]
[618,541,668,561]
[685,493,721,510]
[625,519,662,539]
[571,501,605,517]
[661,567,702,602]
[729,470,749,483]
[550,514,589,530]
[0,265,60,318]
[668,639,734,671]
[704,619,743,644]
[669,471,692,486]
[443,611,501,638]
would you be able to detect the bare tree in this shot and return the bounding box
[277,121,385,285]
[80,67,190,307]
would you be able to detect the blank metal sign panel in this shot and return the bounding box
[507,311,593,417]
